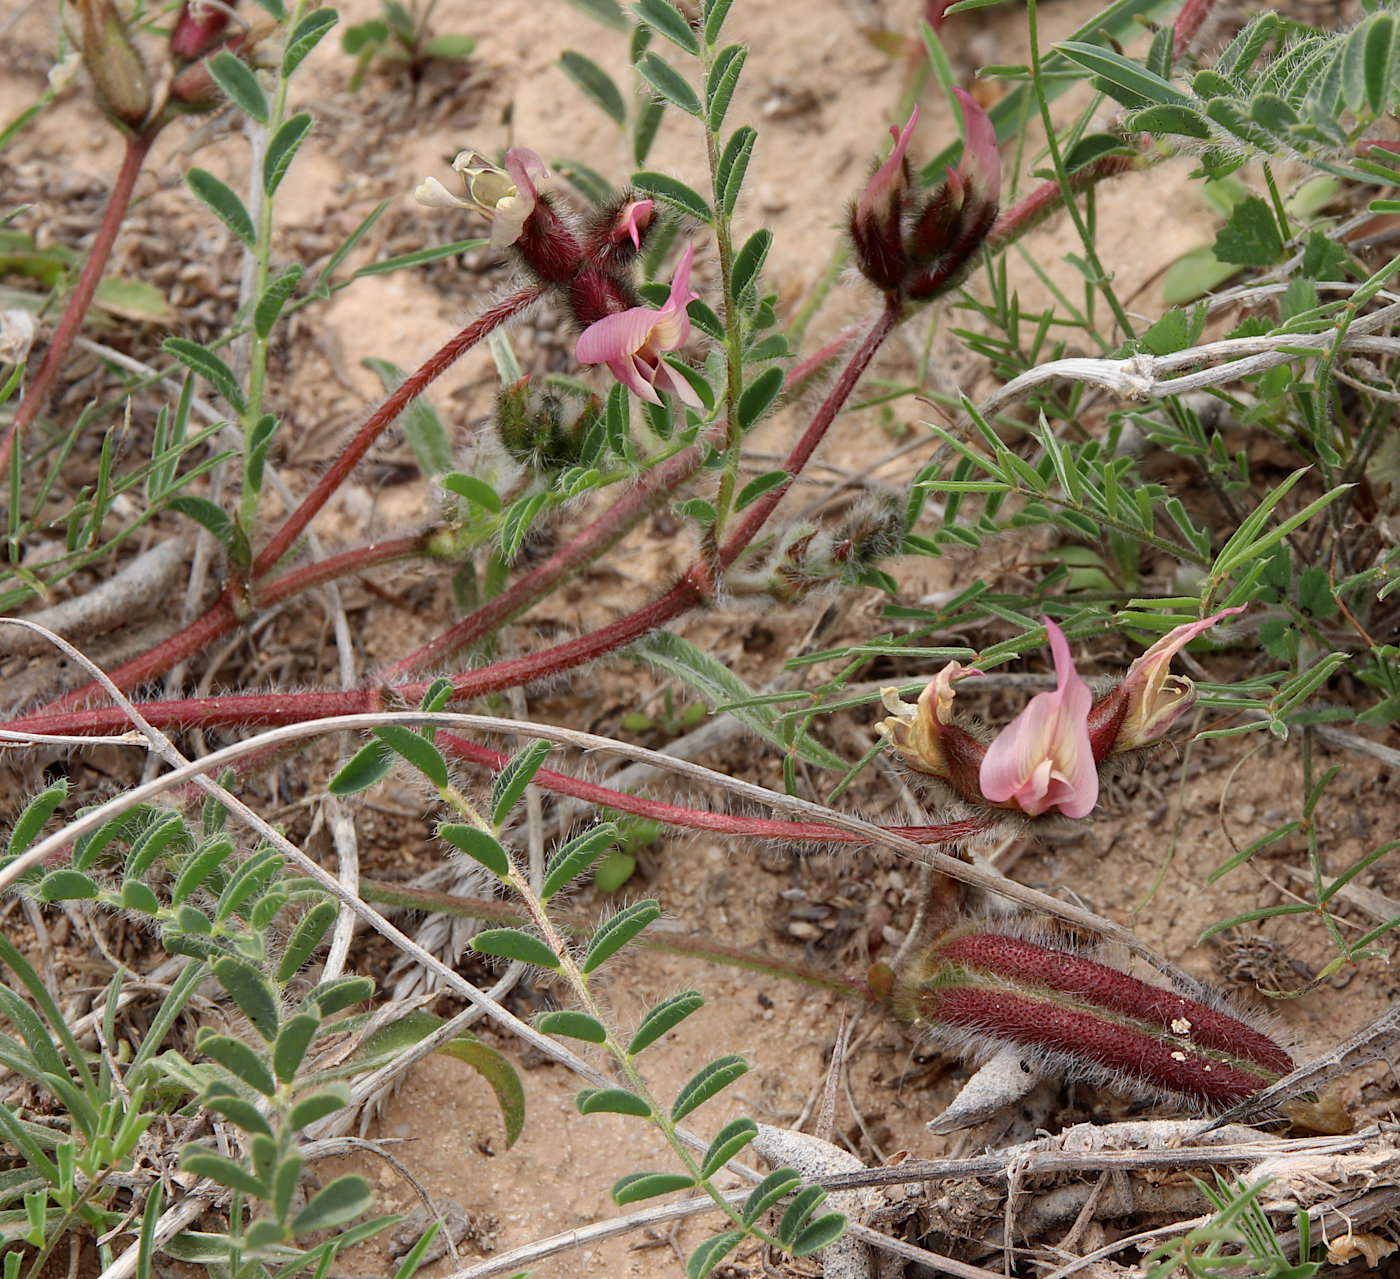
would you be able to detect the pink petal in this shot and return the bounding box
[653,241,699,349]
[1130,605,1248,673]
[575,306,659,365]
[504,147,548,198]
[856,106,918,226]
[608,354,663,405]
[652,359,703,408]
[953,87,1000,207]
[979,619,1096,818]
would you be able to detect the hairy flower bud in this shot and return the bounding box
[892,922,1292,1108]
[850,107,917,292]
[850,91,1000,302]
[68,0,154,130]
[495,378,599,472]
[170,0,236,61]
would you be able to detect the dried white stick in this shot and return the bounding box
[0,624,760,1279]
[1,538,189,658]
[0,695,1210,1001]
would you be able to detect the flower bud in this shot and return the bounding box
[850,91,1001,302]
[850,107,916,293]
[68,0,154,131]
[905,88,1001,300]
[170,0,235,61]
[495,377,599,472]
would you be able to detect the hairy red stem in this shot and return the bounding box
[380,418,730,681]
[0,130,157,478]
[7,300,900,737]
[21,293,537,718]
[988,154,1139,249]
[439,732,991,845]
[258,534,432,606]
[250,284,543,579]
[1173,0,1219,57]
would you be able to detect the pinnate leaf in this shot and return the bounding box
[541,823,618,898]
[185,169,255,247]
[536,1010,608,1043]
[576,1087,652,1117]
[492,739,553,825]
[671,1054,747,1121]
[373,726,449,789]
[292,1174,373,1234]
[791,1212,847,1256]
[686,1231,746,1279]
[582,899,661,973]
[612,1171,696,1205]
[439,824,511,879]
[329,740,394,795]
[743,1168,801,1224]
[701,1117,757,1177]
[471,928,561,970]
[629,990,704,1054]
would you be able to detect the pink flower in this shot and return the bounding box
[615,198,654,250]
[574,241,702,407]
[416,147,547,249]
[1112,606,1247,750]
[979,619,1097,819]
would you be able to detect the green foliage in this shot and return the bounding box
[1142,1177,1320,1278]
[340,0,475,90]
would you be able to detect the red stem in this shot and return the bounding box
[1173,0,1219,57]
[7,299,902,737]
[250,284,543,579]
[258,534,431,606]
[988,154,1138,249]
[0,130,157,478]
[23,294,537,718]
[439,732,990,846]
[380,418,730,681]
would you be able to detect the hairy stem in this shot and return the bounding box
[439,732,991,846]
[0,129,157,478]
[380,418,730,681]
[7,298,899,737]
[250,283,543,578]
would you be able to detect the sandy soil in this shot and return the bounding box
[2,0,1399,1276]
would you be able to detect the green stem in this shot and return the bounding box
[700,43,748,538]
[1025,0,1136,341]
[239,0,309,537]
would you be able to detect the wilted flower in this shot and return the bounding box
[979,619,1097,818]
[574,240,701,407]
[416,148,548,249]
[614,198,654,250]
[1094,606,1248,754]
[170,0,236,61]
[878,661,988,801]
